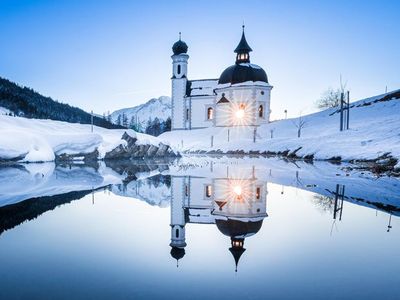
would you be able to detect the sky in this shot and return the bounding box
[0,0,399,119]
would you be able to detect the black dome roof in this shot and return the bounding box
[216,219,263,238]
[172,36,188,55]
[170,246,185,261]
[218,63,268,85]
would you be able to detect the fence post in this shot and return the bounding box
[346,91,350,130]
[340,93,344,131]
[227,129,230,142]
[211,135,214,147]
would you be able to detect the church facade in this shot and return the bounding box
[171,27,273,130]
[169,162,268,271]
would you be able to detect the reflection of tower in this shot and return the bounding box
[168,164,268,271]
[212,167,268,271]
[229,238,245,272]
[169,176,187,265]
[216,218,264,272]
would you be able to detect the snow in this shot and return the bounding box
[0,106,11,115]
[239,63,262,69]
[0,162,124,207]
[160,90,400,162]
[189,79,219,96]
[111,178,170,208]
[0,115,165,162]
[166,156,400,213]
[216,80,271,89]
[111,96,171,129]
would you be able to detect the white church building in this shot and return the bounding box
[169,162,268,271]
[171,27,273,130]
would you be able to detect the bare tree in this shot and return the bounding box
[316,76,348,109]
[293,115,307,138]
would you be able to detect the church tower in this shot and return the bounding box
[169,176,187,265]
[171,33,189,130]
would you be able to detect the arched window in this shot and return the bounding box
[258,105,264,118]
[175,228,179,238]
[206,185,212,197]
[177,65,181,75]
[207,107,213,120]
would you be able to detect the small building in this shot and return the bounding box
[171,27,273,130]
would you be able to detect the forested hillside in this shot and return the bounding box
[0,77,122,129]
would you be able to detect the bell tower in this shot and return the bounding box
[171,32,189,130]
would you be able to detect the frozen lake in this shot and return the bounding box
[0,157,399,299]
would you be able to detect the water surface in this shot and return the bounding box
[0,157,399,300]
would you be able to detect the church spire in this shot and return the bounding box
[229,238,246,272]
[234,25,252,64]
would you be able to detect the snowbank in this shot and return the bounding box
[0,115,175,162]
[160,90,400,162]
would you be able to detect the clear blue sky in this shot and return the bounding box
[0,0,399,119]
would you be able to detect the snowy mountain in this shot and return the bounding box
[110,96,171,130]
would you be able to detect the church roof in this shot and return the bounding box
[172,33,188,55]
[218,63,268,85]
[215,219,263,238]
[186,79,218,97]
[234,26,253,54]
[218,26,268,85]
[170,246,185,261]
[229,242,246,272]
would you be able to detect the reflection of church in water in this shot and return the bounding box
[169,163,267,271]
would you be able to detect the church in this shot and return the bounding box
[171,26,273,130]
[169,162,268,271]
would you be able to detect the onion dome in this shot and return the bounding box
[216,219,263,272]
[170,246,185,267]
[172,32,188,55]
[218,63,268,85]
[218,26,268,85]
[216,219,263,238]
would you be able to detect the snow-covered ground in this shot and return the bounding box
[0,106,11,116]
[0,162,123,207]
[111,96,171,128]
[160,90,400,162]
[0,115,165,162]
[166,156,400,214]
[1,157,398,214]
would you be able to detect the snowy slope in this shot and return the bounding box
[166,156,400,214]
[111,96,171,128]
[0,106,11,115]
[0,162,123,207]
[0,115,167,162]
[160,90,400,162]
